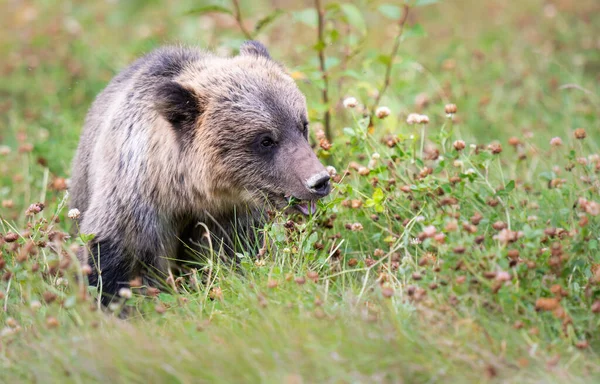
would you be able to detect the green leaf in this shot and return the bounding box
[292,8,318,28]
[378,4,402,19]
[373,188,384,203]
[403,23,426,39]
[340,3,367,35]
[185,5,232,16]
[376,54,392,66]
[415,0,439,6]
[254,9,285,35]
[79,233,96,243]
[504,180,515,192]
[343,127,356,137]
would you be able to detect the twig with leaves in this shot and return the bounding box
[371,4,411,122]
[315,0,331,140]
[231,0,253,39]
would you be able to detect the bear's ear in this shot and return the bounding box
[155,81,204,136]
[239,41,272,59]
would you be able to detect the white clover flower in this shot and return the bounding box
[343,97,358,109]
[550,137,563,147]
[118,288,132,299]
[375,106,391,119]
[68,208,81,219]
[326,165,337,177]
[406,113,420,125]
[417,114,429,124]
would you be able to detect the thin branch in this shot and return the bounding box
[315,0,331,140]
[231,0,253,40]
[371,4,411,121]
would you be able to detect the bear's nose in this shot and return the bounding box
[306,171,331,198]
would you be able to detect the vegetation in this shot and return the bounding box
[1,0,599,382]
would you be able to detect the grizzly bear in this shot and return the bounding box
[69,41,331,303]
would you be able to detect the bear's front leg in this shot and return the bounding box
[86,239,133,306]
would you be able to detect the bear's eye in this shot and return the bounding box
[261,137,275,148]
[302,122,309,134]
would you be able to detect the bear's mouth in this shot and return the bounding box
[285,196,318,216]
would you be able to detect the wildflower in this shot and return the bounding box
[381,286,394,298]
[453,140,465,151]
[550,137,563,146]
[469,144,477,150]
[358,167,369,176]
[0,146,10,156]
[68,208,81,219]
[3,232,18,243]
[488,143,503,154]
[535,297,559,311]
[375,106,391,119]
[508,137,520,147]
[575,340,589,350]
[417,114,429,124]
[319,139,332,151]
[25,202,44,216]
[423,225,436,238]
[406,113,420,125]
[445,103,457,115]
[350,222,363,231]
[585,201,600,216]
[315,129,326,141]
[118,288,132,299]
[326,165,337,177]
[574,128,586,139]
[343,97,358,109]
[46,316,59,329]
[209,287,223,300]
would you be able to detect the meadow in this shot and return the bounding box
[0,0,599,382]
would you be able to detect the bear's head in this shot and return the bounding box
[156,41,330,215]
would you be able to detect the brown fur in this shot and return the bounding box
[70,42,330,302]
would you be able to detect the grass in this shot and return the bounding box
[1,0,600,382]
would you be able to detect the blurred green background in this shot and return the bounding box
[1,0,598,183]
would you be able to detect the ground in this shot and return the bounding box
[0,0,599,382]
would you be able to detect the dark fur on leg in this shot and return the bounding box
[87,240,132,307]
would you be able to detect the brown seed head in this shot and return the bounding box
[453,140,465,151]
[535,297,559,311]
[381,286,394,298]
[445,103,457,115]
[573,128,586,140]
[46,316,59,329]
[488,143,503,154]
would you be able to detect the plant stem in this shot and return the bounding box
[231,0,253,39]
[315,0,331,140]
[370,4,410,122]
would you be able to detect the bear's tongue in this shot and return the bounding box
[296,201,317,216]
